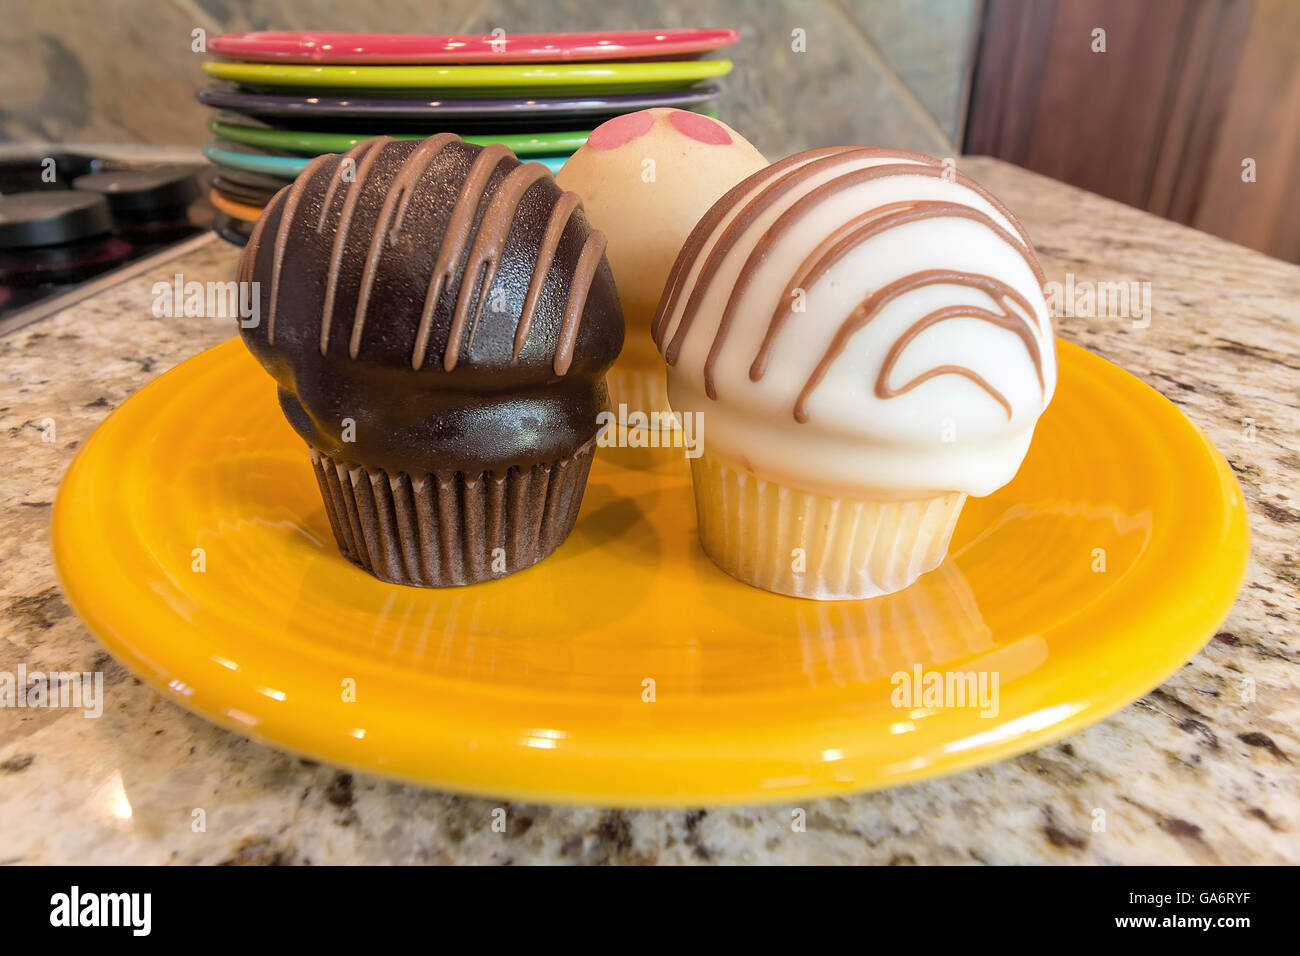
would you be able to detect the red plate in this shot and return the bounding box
[208,29,739,65]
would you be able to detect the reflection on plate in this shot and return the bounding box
[53,339,1248,806]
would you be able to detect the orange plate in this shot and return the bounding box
[52,338,1248,806]
[208,188,265,223]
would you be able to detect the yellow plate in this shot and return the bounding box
[52,338,1248,806]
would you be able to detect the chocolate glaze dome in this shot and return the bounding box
[237,134,623,477]
[235,134,623,588]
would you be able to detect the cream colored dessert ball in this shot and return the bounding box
[557,108,767,336]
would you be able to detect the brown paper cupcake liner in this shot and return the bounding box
[308,439,595,588]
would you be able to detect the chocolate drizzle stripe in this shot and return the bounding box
[390,156,436,241]
[513,190,581,362]
[877,304,1024,414]
[747,203,906,382]
[315,139,374,234]
[951,172,1041,288]
[385,134,463,247]
[793,269,1043,423]
[319,137,391,355]
[239,185,284,288]
[807,200,1045,293]
[554,230,607,376]
[267,153,332,344]
[749,200,1047,383]
[882,364,1011,417]
[414,143,511,371]
[662,152,940,366]
[672,159,1007,377]
[649,146,867,349]
[349,134,461,358]
[455,161,552,353]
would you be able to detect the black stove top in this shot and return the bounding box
[0,150,214,328]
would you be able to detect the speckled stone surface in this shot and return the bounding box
[1,158,1297,865]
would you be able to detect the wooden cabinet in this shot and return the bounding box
[965,0,1300,262]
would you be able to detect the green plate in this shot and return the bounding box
[202,59,732,94]
[209,120,589,157]
[202,141,570,178]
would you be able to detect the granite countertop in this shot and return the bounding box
[1,157,1297,865]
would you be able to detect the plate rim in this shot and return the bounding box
[208,28,740,64]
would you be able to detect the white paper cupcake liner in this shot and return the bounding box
[689,452,967,600]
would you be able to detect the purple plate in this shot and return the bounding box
[195,84,721,127]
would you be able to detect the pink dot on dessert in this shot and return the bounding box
[586,110,657,150]
[669,110,733,145]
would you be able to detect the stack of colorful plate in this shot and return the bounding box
[197,29,738,243]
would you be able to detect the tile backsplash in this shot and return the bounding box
[0,0,979,160]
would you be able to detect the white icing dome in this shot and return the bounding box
[652,146,1056,499]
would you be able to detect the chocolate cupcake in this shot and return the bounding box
[237,135,623,587]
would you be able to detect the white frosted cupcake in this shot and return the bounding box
[652,147,1056,600]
